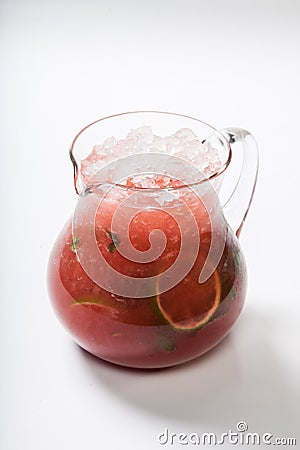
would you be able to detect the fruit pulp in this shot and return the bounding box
[47,183,247,369]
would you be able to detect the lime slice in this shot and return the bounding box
[71,298,119,317]
[156,270,221,330]
[72,298,105,306]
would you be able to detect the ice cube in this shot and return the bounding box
[174,128,197,141]
[156,190,174,206]
[103,137,117,151]
[79,126,222,187]
[127,126,154,144]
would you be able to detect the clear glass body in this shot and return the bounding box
[47,111,258,368]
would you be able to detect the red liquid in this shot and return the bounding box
[47,187,247,368]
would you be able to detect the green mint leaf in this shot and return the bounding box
[157,336,175,352]
[105,228,120,253]
[108,242,117,253]
[70,237,80,252]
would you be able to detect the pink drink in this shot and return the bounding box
[47,125,247,368]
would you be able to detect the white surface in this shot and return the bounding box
[1,1,299,449]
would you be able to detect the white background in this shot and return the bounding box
[1,1,299,449]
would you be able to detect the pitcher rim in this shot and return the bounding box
[69,110,232,193]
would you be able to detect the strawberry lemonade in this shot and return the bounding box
[47,126,247,368]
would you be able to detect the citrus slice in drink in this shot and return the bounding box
[156,269,221,330]
[71,298,120,318]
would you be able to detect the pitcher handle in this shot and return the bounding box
[220,128,259,238]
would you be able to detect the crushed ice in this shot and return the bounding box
[81,126,222,188]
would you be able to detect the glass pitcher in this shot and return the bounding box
[47,111,258,369]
